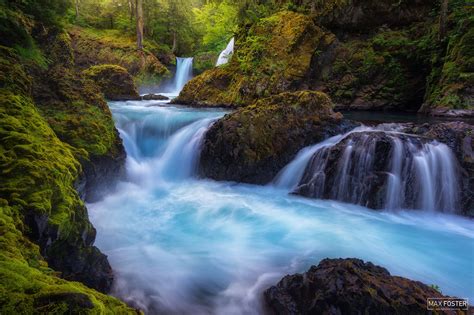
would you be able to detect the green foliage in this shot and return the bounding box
[193,0,238,52]
[69,26,169,84]
[176,10,329,107]
[422,0,474,111]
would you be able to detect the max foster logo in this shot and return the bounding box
[427,298,469,311]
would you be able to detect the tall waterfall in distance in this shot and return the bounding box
[216,37,234,66]
[274,125,461,213]
[174,57,193,93]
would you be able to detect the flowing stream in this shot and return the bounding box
[88,99,474,314]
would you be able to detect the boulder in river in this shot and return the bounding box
[141,93,169,101]
[264,258,452,315]
[199,90,356,184]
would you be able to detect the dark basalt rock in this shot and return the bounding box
[25,211,114,293]
[199,91,358,184]
[79,133,127,202]
[292,124,472,215]
[264,258,449,315]
[141,93,169,101]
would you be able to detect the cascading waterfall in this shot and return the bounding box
[216,37,234,66]
[89,103,474,315]
[274,125,461,213]
[111,102,225,184]
[174,57,194,93]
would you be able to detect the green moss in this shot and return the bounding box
[0,9,135,312]
[68,26,169,85]
[322,23,434,110]
[83,64,139,101]
[0,202,136,314]
[176,11,330,107]
[194,52,218,74]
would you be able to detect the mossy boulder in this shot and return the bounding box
[265,258,450,315]
[83,64,140,101]
[69,26,169,84]
[175,11,334,107]
[0,201,137,314]
[199,91,355,183]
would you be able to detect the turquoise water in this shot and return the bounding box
[88,101,474,314]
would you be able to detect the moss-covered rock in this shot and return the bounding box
[313,26,431,111]
[178,1,472,115]
[83,64,140,101]
[69,26,169,84]
[0,201,137,314]
[199,91,355,183]
[0,5,134,312]
[29,30,126,202]
[421,10,474,116]
[175,11,334,107]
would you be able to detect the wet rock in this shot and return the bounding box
[83,64,140,101]
[142,93,169,101]
[265,258,449,315]
[199,91,356,183]
[80,137,127,202]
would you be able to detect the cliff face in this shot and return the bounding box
[0,3,135,313]
[175,11,334,107]
[177,1,473,116]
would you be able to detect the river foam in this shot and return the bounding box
[88,101,474,314]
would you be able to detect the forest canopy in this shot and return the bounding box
[69,0,279,56]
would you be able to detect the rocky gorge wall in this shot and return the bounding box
[176,1,473,116]
[0,3,136,313]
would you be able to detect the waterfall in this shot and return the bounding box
[174,57,193,93]
[274,125,461,213]
[111,103,226,185]
[90,104,474,313]
[216,37,234,66]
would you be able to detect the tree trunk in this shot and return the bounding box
[439,0,448,41]
[136,0,144,50]
[75,0,80,20]
[172,30,177,54]
[129,0,134,23]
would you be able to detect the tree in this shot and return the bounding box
[75,0,80,20]
[136,0,144,49]
[439,0,448,41]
